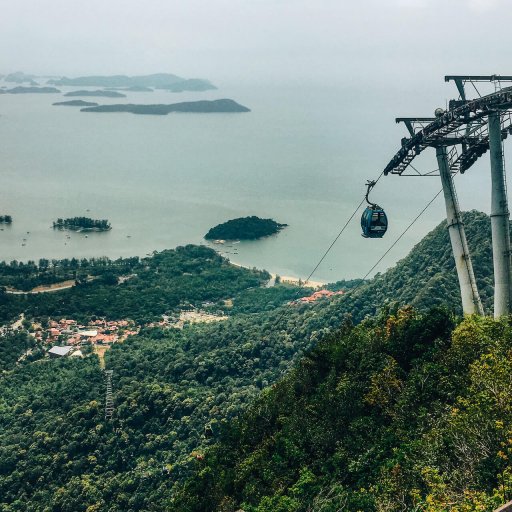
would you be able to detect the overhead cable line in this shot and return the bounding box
[267,175,445,342]
[262,171,385,336]
[302,170,385,286]
[350,186,443,290]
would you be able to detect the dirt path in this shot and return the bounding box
[6,280,76,295]
[94,345,109,369]
[11,313,25,329]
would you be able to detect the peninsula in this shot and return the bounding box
[53,217,111,232]
[80,99,250,115]
[53,100,99,107]
[106,86,153,92]
[205,216,287,241]
[4,71,38,83]
[64,90,126,98]
[48,73,216,92]
[2,86,60,94]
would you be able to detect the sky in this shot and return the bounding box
[1,0,511,86]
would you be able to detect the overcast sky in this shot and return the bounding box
[1,0,511,86]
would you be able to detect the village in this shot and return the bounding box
[24,308,229,361]
[6,287,344,363]
[291,288,344,305]
[37,318,140,359]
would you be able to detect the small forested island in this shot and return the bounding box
[64,90,126,98]
[52,100,99,107]
[205,216,287,240]
[0,215,12,224]
[53,217,111,232]
[81,99,250,115]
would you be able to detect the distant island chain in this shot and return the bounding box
[1,72,251,116]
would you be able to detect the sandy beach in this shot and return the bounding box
[274,274,326,288]
[229,261,326,288]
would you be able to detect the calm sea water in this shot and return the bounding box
[0,80,498,282]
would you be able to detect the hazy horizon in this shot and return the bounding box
[2,0,511,87]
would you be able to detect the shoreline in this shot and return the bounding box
[229,260,326,288]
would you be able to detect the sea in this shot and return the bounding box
[0,78,499,283]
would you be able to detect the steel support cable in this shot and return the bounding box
[469,79,482,98]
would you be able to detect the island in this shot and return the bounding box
[80,99,250,115]
[4,86,60,94]
[106,86,153,92]
[53,100,99,107]
[5,71,38,83]
[164,79,217,92]
[47,73,216,92]
[205,216,287,241]
[53,217,111,232]
[64,90,126,98]
[0,215,13,224]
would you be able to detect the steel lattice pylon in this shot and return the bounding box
[383,75,512,317]
[104,370,114,421]
[385,79,512,177]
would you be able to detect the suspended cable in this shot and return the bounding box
[260,171,385,336]
[358,187,443,284]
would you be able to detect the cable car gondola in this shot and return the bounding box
[361,180,388,238]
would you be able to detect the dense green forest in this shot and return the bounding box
[204,216,287,240]
[0,330,36,371]
[0,246,270,322]
[53,217,111,231]
[172,309,512,511]
[0,211,510,511]
[0,291,336,510]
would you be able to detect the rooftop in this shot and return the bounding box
[48,346,73,356]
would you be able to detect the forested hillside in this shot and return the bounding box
[0,211,507,511]
[172,309,512,511]
[0,245,270,323]
[330,210,493,322]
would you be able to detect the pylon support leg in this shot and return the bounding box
[436,146,483,315]
[489,111,512,318]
